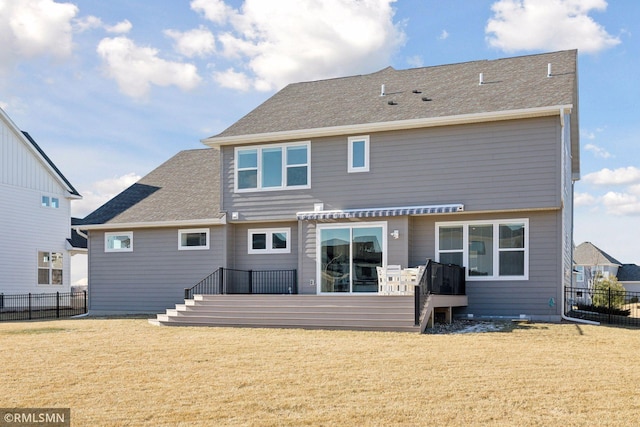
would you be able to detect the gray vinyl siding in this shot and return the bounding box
[88,227,225,313]
[222,117,561,221]
[410,210,562,318]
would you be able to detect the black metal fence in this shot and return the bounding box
[565,286,640,327]
[415,261,466,325]
[0,291,87,322]
[186,267,298,299]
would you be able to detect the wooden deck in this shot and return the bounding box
[149,294,468,333]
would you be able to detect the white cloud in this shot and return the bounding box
[0,0,78,70]
[583,166,640,186]
[486,0,620,54]
[165,26,216,58]
[406,55,424,68]
[584,143,613,159]
[203,0,405,91]
[190,0,234,24]
[438,29,449,40]
[72,173,141,218]
[601,191,640,216]
[74,15,103,32]
[213,68,252,91]
[574,191,597,207]
[106,19,133,34]
[96,37,202,98]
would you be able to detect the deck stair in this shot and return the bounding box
[149,294,421,332]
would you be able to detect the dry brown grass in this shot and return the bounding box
[1,318,639,426]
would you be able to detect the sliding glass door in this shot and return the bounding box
[318,224,385,293]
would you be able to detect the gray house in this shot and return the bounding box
[574,241,640,294]
[79,50,580,326]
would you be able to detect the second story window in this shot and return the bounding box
[348,136,369,173]
[235,142,310,192]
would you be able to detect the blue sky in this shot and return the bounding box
[1,0,639,266]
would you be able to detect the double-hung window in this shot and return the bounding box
[38,251,63,285]
[235,142,310,192]
[248,228,290,254]
[436,219,528,280]
[348,136,369,173]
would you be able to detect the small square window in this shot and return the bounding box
[41,196,50,207]
[51,198,59,208]
[178,229,210,250]
[105,232,133,252]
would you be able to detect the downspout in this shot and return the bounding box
[560,108,599,325]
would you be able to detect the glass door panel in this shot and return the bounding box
[320,228,351,292]
[352,227,383,292]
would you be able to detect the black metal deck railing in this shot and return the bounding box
[565,286,640,327]
[415,261,466,325]
[0,291,87,321]
[185,267,298,299]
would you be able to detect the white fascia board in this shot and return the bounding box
[203,105,573,147]
[76,216,227,231]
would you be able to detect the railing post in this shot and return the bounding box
[248,270,253,294]
[414,286,420,325]
[56,292,60,318]
[184,288,190,300]
[220,267,225,294]
[83,290,87,314]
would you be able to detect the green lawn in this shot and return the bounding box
[1,318,639,426]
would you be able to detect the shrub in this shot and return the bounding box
[592,276,626,309]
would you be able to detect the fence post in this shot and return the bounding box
[220,267,225,294]
[56,292,60,318]
[414,286,420,325]
[608,287,612,324]
[83,290,87,314]
[28,293,32,320]
[248,270,253,294]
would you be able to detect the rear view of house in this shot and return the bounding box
[81,50,580,325]
[0,107,82,295]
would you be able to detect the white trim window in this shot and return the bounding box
[435,219,529,280]
[248,228,290,254]
[178,228,210,250]
[348,135,369,173]
[38,251,63,285]
[105,231,133,252]
[41,196,60,208]
[235,142,310,192]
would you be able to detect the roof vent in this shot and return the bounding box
[479,73,484,85]
[412,89,422,94]
[380,84,386,96]
[387,100,397,105]
[422,97,432,102]
[547,63,552,77]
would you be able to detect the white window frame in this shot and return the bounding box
[575,266,585,283]
[37,251,63,286]
[234,141,311,193]
[248,228,291,254]
[435,219,529,281]
[348,135,370,173]
[105,231,133,253]
[178,228,210,251]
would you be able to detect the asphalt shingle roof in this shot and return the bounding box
[617,264,640,282]
[213,50,577,138]
[574,242,623,266]
[81,148,222,225]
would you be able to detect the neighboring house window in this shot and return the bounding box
[248,228,290,254]
[576,266,584,283]
[105,232,133,252]
[178,228,210,250]
[38,251,63,285]
[235,142,310,192]
[348,135,369,173]
[436,219,529,280]
[41,196,59,208]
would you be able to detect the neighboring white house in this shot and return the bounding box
[574,241,640,294]
[0,107,82,294]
